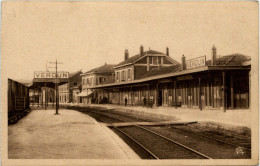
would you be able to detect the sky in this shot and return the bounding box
[1,1,258,81]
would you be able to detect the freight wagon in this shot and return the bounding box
[8,78,30,124]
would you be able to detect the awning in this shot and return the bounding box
[77,91,94,97]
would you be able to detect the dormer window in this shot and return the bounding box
[153,57,158,65]
[158,57,161,64]
[149,57,153,64]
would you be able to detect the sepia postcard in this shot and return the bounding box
[1,1,259,166]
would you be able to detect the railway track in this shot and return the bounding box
[66,106,251,159]
[87,110,211,159]
[170,126,251,151]
[85,108,251,149]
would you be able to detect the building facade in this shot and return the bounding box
[59,83,69,103]
[79,64,115,104]
[59,70,82,103]
[89,45,251,111]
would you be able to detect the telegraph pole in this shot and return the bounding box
[55,60,58,114]
[49,59,63,115]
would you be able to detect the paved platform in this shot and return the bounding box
[62,103,251,128]
[8,108,140,159]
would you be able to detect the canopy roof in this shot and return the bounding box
[30,78,69,89]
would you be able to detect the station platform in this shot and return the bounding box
[61,103,252,128]
[8,107,140,159]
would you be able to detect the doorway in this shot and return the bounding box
[158,90,162,106]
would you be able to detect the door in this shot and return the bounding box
[158,90,162,106]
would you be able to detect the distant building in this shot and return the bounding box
[69,70,83,103]
[59,70,82,103]
[59,83,69,103]
[79,63,115,104]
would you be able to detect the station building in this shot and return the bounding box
[87,45,251,111]
[79,63,115,104]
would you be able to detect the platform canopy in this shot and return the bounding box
[30,71,69,89]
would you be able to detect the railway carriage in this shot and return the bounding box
[8,78,30,124]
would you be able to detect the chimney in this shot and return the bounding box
[140,45,144,56]
[211,45,217,65]
[125,49,129,61]
[166,47,169,56]
[182,55,186,70]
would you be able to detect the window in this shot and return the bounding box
[121,71,125,81]
[128,69,131,79]
[153,57,158,64]
[149,56,153,64]
[96,77,99,85]
[86,78,89,85]
[116,72,119,80]
[74,82,77,86]
[158,57,161,64]
[90,78,93,86]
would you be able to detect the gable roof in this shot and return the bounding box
[69,70,82,78]
[12,79,33,87]
[84,64,116,75]
[114,50,166,68]
[206,54,251,66]
[136,64,182,80]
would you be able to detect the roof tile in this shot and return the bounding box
[206,54,251,66]
[84,64,115,74]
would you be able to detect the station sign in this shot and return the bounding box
[34,71,69,79]
[186,56,206,69]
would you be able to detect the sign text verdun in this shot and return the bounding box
[34,72,69,79]
[186,56,206,69]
